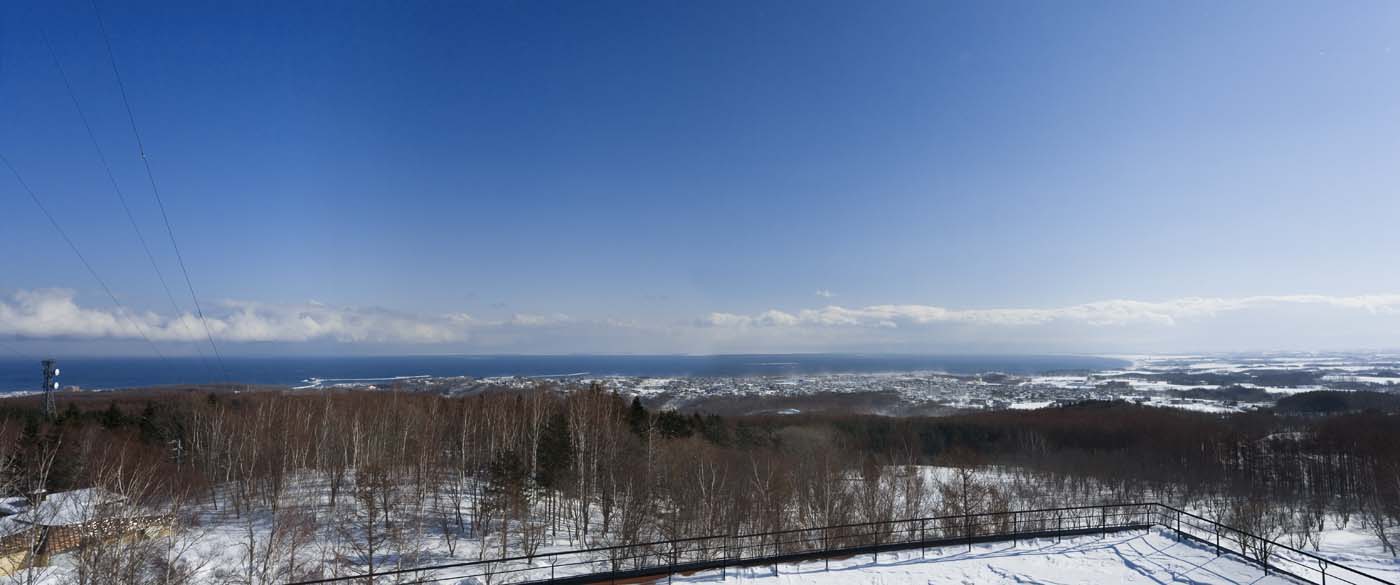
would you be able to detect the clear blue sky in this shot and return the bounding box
[3,1,1400,356]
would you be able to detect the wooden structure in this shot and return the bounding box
[0,488,173,575]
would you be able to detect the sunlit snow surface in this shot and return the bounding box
[668,529,1304,584]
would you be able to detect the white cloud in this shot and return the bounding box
[507,313,572,327]
[815,289,835,298]
[0,289,152,339]
[0,289,469,344]
[701,294,1400,329]
[8,288,1400,353]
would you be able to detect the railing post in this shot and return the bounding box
[771,537,777,575]
[721,539,726,581]
[920,518,926,558]
[669,544,677,584]
[875,521,882,562]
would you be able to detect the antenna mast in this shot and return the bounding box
[42,359,59,417]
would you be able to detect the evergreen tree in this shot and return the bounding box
[139,402,162,442]
[699,414,731,446]
[655,410,693,439]
[43,426,76,490]
[535,410,573,490]
[627,396,649,437]
[16,414,43,487]
[100,402,124,428]
[59,402,80,425]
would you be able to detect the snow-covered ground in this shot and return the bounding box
[672,529,1304,584]
[1308,523,1400,582]
[8,472,1398,584]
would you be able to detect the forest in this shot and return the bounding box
[0,384,1397,583]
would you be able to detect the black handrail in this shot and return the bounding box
[287,502,1395,585]
[1154,503,1395,585]
[290,502,1154,583]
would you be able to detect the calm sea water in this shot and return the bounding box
[0,354,1128,393]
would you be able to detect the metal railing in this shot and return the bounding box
[289,502,1395,585]
[1154,504,1394,585]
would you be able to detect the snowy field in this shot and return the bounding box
[673,529,1304,584]
[1298,523,1400,583]
[14,467,1398,584]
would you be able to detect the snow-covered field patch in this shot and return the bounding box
[673,529,1303,584]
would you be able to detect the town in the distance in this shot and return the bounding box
[309,353,1400,417]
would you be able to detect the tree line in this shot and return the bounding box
[0,384,1396,583]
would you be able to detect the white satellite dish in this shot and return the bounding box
[53,368,60,376]
[52,382,59,390]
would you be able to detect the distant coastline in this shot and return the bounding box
[0,353,1129,394]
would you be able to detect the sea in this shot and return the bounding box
[0,354,1129,394]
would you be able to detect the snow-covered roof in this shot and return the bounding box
[0,516,29,540]
[12,488,126,526]
[0,497,29,517]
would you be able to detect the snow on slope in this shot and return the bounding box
[671,529,1304,584]
[1310,523,1400,582]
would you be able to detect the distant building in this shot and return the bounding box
[0,488,173,575]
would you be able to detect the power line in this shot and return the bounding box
[0,153,171,362]
[40,27,215,381]
[89,0,231,384]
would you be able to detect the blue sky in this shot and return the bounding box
[3,0,1400,356]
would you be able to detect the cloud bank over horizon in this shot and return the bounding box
[5,288,1400,355]
[702,295,1400,329]
[0,289,579,346]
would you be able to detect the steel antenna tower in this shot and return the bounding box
[42,360,60,418]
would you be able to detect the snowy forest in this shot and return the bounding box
[0,384,1397,583]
